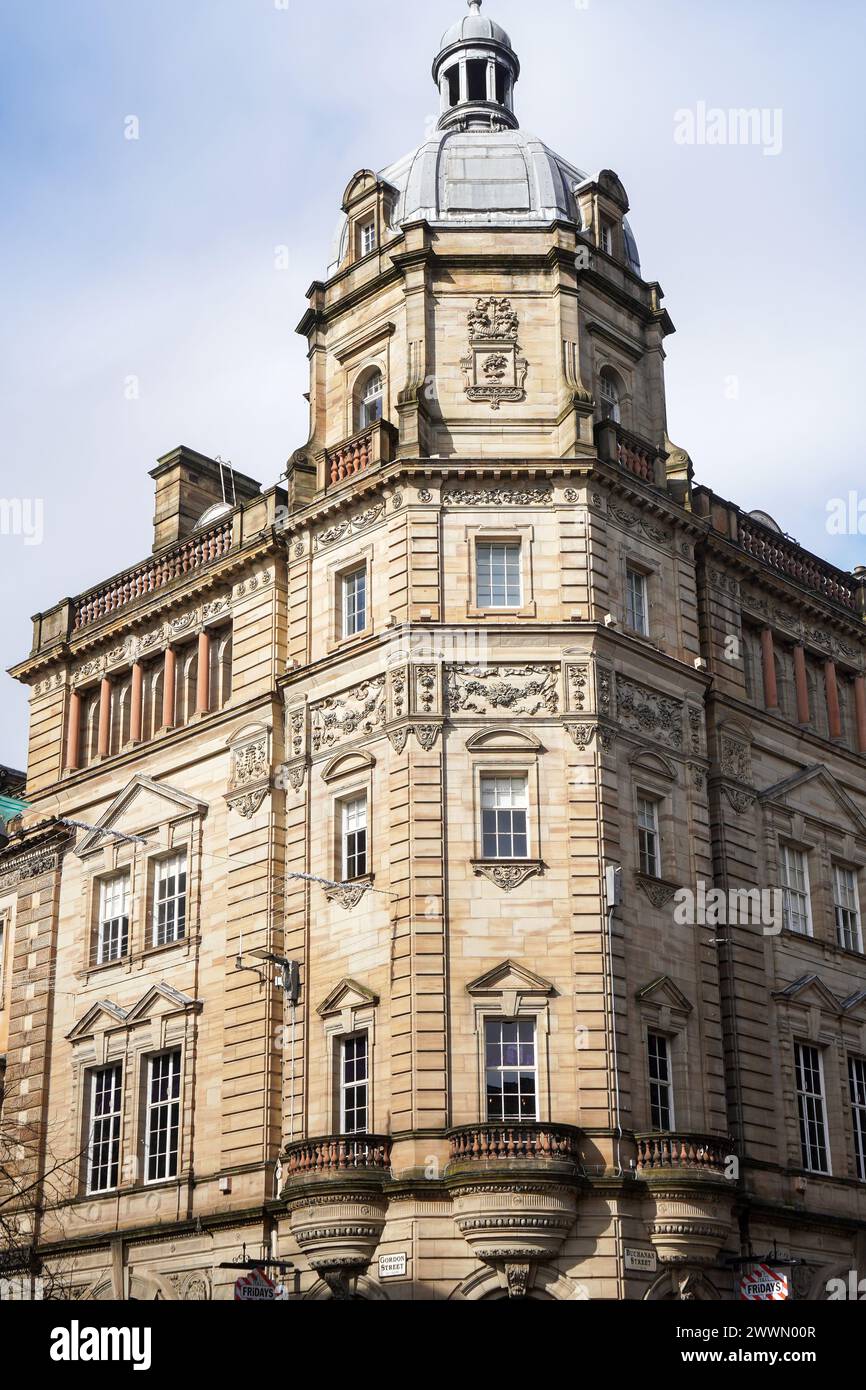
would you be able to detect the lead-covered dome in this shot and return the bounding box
[438,1,513,57]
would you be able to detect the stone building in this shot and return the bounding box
[1,1,865,1301]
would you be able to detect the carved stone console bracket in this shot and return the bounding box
[635,874,682,909]
[472,860,544,892]
[323,877,374,910]
[226,787,269,819]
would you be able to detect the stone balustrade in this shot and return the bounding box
[72,519,234,631]
[322,419,397,489]
[283,1134,392,1179]
[634,1131,732,1176]
[447,1122,583,1168]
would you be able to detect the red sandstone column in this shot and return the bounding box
[162,647,176,729]
[195,630,211,715]
[97,677,112,758]
[760,627,778,709]
[65,687,82,771]
[130,662,143,742]
[855,675,866,754]
[825,660,842,739]
[793,644,810,724]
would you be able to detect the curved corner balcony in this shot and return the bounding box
[636,1132,737,1267]
[634,1131,733,1181]
[445,1124,583,1267]
[282,1135,393,1289]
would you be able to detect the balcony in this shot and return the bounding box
[321,419,397,491]
[282,1134,391,1294]
[72,517,235,632]
[634,1131,732,1178]
[447,1122,583,1174]
[594,419,664,486]
[282,1134,392,1182]
[445,1124,582,1272]
[636,1133,736,1266]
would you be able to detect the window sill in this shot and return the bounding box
[471,859,544,892]
[467,604,537,621]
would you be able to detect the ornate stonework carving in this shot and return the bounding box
[418,489,433,503]
[290,709,305,759]
[688,763,707,791]
[227,788,269,819]
[286,764,306,791]
[324,881,372,910]
[721,785,756,814]
[442,484,552,507]
[0,849,61,892]
[311,678,386,751]
[565,722,595,749]
[610,506,669,544]
[688,706,703,754]
[504,1263,531,1299]
[616,678,683,749]
[567,665,589,712]
[386,726,411,754]
[636,875,681,908]
[414,724,440,750]
[719,735,752,784]
[473,861,543,892]
[446,665,559,716]
[230,738,269,789]
[416,665,437,714]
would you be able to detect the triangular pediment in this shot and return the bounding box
[760,765,866,838]
[66,999,128,1042]
[124,982,202,1025]
[317,978,379,1019]
[772,974,842,1015]
[467,960,555,998]
[842,989,866,1019]
[636,976,694,1014]
[75,776,208,857]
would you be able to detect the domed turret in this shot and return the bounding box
[433,0,520,133]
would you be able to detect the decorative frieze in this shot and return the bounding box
[311,678,387,751]
[609,505,669,545]
[315,501,386,551]
[0,849,61,892]
[441,485,552,507]
[446,665,559,717]
[615,677,683,750]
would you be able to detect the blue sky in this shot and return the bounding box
[1,0,865,764]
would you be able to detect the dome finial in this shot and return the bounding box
[467,0,482,12]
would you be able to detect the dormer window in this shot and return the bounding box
[601,221,615,256]
[599,368,621,424]
[356,368,384,429]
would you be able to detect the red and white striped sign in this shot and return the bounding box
[739,1265,789,1301]
[234,1269,278,1301]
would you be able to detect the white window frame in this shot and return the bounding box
[341,794,368,881]
[599,370,621,423]
[480,774,530,860]
[833,864,863,953]
[86,1063,123,1194]
[152,852,187,948]
[794,1042,831,1174]
[339,1032,369,1135]
[358,371,383,428]
[144,1049,182,1184]
[849,1055,866,1182]
[475,540,522,609]
[625,566,649,636]
[647,1031,674,1131]
[341,566,367,639]
[637,796,661,878]
[484,1016,539,1122]
[359,220,377,257]
[96,872,130,965]
[780,845,813,937]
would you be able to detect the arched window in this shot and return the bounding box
[599,368,622,424]
[355,368,384,431]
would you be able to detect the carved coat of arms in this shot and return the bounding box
[461,296,528,411]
